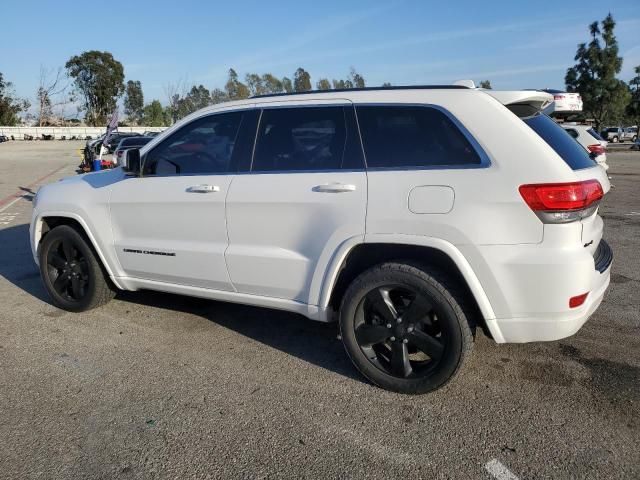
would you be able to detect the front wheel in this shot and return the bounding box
[612,136,619,143]
[39,225,116,312]
[339,263,473,394]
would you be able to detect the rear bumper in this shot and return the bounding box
[490,261,610,342]
[463,238,613,343]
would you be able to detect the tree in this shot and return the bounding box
[184,84,211,112]
[225,69,250,100]
[565,14,630,129]
[262,74,283,94]
[281,77,293,93]
[36,66,70,126]
[293,68,312,92]
[246,73,265,97]
[124,80,144,125]
[65,51,125,126]
[349,67,365,88]
[316,78,331,90]
[478,80,492,89]
[382,82,392,87]
[626,65,640,129]
[211,88,228,104]
[142,100,165,126]
[0,72,29,125]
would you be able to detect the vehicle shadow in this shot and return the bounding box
[0,223,50,302]
[117,289,362,382]
[0,223,361,383]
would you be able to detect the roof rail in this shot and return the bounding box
[250,84,469,99]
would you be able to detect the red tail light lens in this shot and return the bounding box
[519,180,603,211]
[553,95,564,100]
[519,180,604,223]
[587,144,605,155]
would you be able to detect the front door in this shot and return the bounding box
[225,103,367,303]
[109,109,253,290]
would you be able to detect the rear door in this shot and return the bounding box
[225,101,367,303]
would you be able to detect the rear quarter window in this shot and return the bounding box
[356,105,482,168]
[523,114,596,170]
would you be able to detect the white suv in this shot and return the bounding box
[30,85,612,394]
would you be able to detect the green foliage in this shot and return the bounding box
[293,68,312,92]
[382,82,392,87]
[565,14,630,129]
[142,100,165,127]
[0,72,29,125]
[478,80,492,89]
[626,65,640,127]
[282,77,293,93]
[316,78,331,90]
[262,74,284,94]
[225,69,250,100]
[65,50,125,126]
[211,88,228,104]
[124,80,144,125]
[349,67,365,88]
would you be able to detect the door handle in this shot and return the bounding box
[312,183,357,193]
[186,184,220,193]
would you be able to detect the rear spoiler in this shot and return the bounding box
[484,90,555,117]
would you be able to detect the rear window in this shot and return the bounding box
[356,106,482,168]
[586,128,604,141]
[523,114,595,170]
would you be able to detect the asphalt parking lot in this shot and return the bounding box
[0,141,638,479]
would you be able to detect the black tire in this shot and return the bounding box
[39,225,116,312]
[612,136,619,143]
[339,262,473,394]
[632,135,638,143]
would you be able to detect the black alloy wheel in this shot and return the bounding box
[45,237,90,302]
[354,285,445,379]
[39,225,115,312]
[340,263,473,394]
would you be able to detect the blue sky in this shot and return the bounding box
[1,0,639,110]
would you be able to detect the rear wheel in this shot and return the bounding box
[632,135,638,143]
[39,225,115,312]
[612,136,619,143]
[339,262,473,394]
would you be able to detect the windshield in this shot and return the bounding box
[523,114,596,170]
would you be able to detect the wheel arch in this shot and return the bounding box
[319,235,501,340]
[35,213,122,288]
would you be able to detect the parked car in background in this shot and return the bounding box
[113,136,154,165]
[602,127,624,143]
[104,132,142,153]
[563,125,609,171]
[542,89,583,113]
[622,127,638,143]
[0,134,8,143]
[143,131,162,137]
[31,85,612,394]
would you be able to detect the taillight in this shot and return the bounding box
[519,180,604,223]
[587,144,605,155]
[553,95,564,100]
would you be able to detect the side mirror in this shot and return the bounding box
[122,148,141,175]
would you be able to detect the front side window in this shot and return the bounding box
[252,107,347,172]
[356,106,482,168]
[143,112,242,176]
